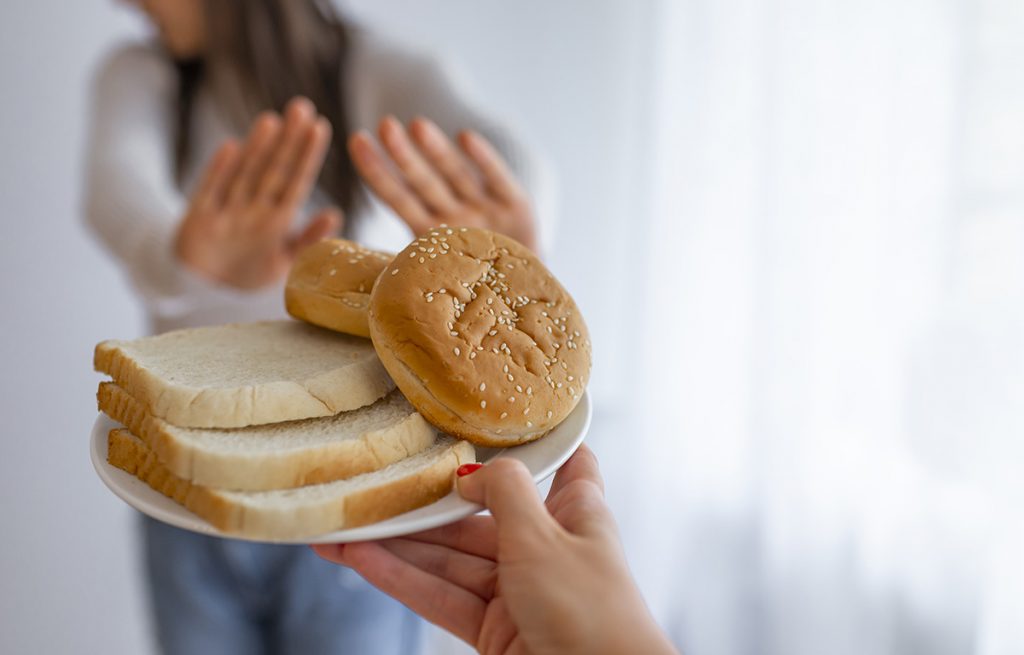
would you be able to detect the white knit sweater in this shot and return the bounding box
[84,33,550,334]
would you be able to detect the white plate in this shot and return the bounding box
[91,392,591,544]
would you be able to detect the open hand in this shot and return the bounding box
[175,97,342,289]
[349,117,538,252]
[313,446,677,655]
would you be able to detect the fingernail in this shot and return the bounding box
[456,463,483,477]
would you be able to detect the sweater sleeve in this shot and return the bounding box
[347,34,559,253]
[82,44,214,312]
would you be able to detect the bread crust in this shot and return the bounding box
[98,382,437,491]
[107,428,476,540]
[368,227,592,446]
[93,321,394,428]
[285,238,393,337]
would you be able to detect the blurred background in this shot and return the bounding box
[1,0,1022,653]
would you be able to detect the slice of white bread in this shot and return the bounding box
[94,321,394,428]
[107,428,476,540]
[98,382,436,491]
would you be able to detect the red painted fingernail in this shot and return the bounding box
[456,463,483,477]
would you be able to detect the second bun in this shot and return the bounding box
[286,238,392,337]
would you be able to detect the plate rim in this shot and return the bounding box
[91,391,592,544]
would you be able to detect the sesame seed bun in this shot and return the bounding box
[368,227,592,447]
[285,239,393,338]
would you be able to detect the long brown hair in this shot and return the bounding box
[174,0,363,219]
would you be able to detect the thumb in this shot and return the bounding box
[288,207,343,256]
[456,458,559,545]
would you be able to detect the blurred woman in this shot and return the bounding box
[84,1,548,653]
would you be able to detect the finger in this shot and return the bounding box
[456,458,559,546]
[459,129,526,204]
[191,139,241,212]
[311,543,346,565]
[286,207,343,257]
[378,116,460,214]
[546,477,617,538]
[225,112,282,207]
[477,596,519,655]
[342,541,486,645]
[256,97,317,204]
[403,514,498,560]
[278,116,332,213]
[381,538,498,600]
[348,130,434,234]
[409,118,485,202]
[546,444,604,499]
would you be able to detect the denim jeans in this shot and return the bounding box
[141,516,422,655]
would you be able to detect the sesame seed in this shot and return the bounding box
[329,269,337,276]
[568,375,574,381]
[419,257,425,263]
[479,382,486,391]
[508,396,516,403]
[469,351,477,359]
[547,410,553,418]
[516,385,523,392]
[450,331,459,336]
[500,411,508,419]
[523,407,530,415]
[454,347,461,356]
[391,269,399,275]
[480,400,486,409]
[527,386,533,395]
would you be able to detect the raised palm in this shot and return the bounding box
[348,116,538,252]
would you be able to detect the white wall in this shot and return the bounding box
[0,2,651,653]
[0,4,150,654]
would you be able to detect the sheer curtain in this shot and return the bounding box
[622,0,1024,653]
